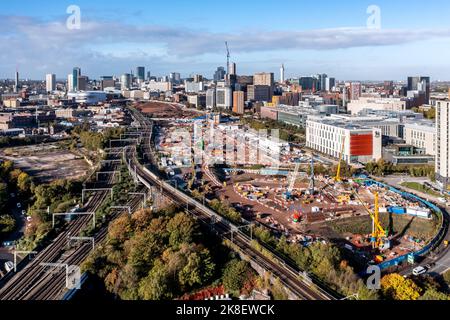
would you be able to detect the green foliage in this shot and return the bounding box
[241,118,305,143]
[365,159,435,179]
[419,289,450,300]
[73,126,125,151]
[209,199,242,223]
[222,259,255,294]
[253,226,277,247]
[166,213,196,248]
[178,247,216,288]
[138,259,173,300]
[0,136,37,148]
[413,107,436,120]
[271,278,288,300]
[79,131,104,151]
[0,182,8,211]
[253,228,378,299]
[401,182,441,197]
[0,215,15,235]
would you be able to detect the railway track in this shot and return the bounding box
[23,191,146,300]
[125,110,336,300]
[0,161,129,300]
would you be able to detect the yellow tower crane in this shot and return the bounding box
[335,136,346,183]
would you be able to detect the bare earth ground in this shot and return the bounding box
[137,101,200,119]
[0,143,90,183]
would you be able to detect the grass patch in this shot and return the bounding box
[400,182,441,197]
[327,213,439,240]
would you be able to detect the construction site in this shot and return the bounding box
[149,112,441,269]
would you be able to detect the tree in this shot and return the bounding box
[108,215,133,243]
[0,182,8,211]
[222,259,254,293]
[419,289,450,300]
[166,213,196,248]
[125,231,163,276]
[138,259,172,300]
[17,172,32,194]
[179,248,215,288]
[0,160,14,179]
[381,274,422,300]
[0,215,16,234]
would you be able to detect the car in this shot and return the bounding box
[16,203,21,208]
[412,266,427,276]
[10,193,15,198]
[4,261,14,273]
[425,263,435,270]
[26,216,32,222]
[2,241,14,247]
[21,210,26,216]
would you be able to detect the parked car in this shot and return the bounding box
[16,203,21,208]
[4,261,14,273]
[412,266,427,276]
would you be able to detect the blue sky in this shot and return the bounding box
[2,0,450,81]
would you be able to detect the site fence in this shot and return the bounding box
[363,179,447,270]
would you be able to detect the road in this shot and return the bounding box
[377,175,450,276]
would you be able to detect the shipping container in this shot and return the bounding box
[389,207,405,214]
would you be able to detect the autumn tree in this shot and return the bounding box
[381,274,422,300]
[138,259,173,300]
[222,259,254,294]
[166,213,196,248]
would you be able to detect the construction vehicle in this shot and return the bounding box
[335,136,346,183]
[337,195,351,204]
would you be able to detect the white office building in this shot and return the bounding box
[67,74,75,92]
[436,99,450,189]
[46,74,56,93]
[206,89,216,109]
[185,81,204,93]
[216,87,233,110]
[404,121,436,156]
[347,97,407,115]
[146,81,172,92]
[306,116,382,164]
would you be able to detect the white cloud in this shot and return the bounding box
[1,15,450,78]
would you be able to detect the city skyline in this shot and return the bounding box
[2,0,450,80]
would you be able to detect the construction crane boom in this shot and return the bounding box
[288,162,301,193]
[335,136,346,182]
[225,41,230,76]
[351,187,388,250]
